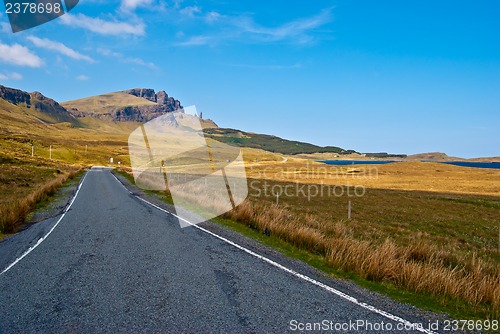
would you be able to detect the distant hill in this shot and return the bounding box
[0,85,81,126]
[365,152,407,159]
[62,88,184,123]
[0,84,401,158]
[405,152,465,162]
[203,128,357,155]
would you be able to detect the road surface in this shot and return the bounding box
[0,167,446,333]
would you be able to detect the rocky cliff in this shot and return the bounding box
[0,85,80,125]
[67,88,183,122]
[0,85,31,106]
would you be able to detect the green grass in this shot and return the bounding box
[203,127,357,155]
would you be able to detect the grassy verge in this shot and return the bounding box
[115,168,499,320]
[0,159,83,235]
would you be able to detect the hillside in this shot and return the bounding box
[203,127,356,155]
[62,88,183,122]
[405,152,465,162]
[0,85,368,158]
[0,85,81,127]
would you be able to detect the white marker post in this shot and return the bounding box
[49,145,52,160]
[276,193,279,205]
[31,144,34,157]
[348,200,352,220]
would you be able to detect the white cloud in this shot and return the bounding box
[10,72,23,79]
[96,48,121,58]
[177,8,333,47]
[27,36,94,62]
[0,72,23,81]
[97,47,157,69]
[120,0,154,12]
[76,75,90,81]
[205,11,221,23]
[60,13,146,36]
[180,6,201,17]
[236,8,333,44]
[1,22,11,34]
[0,42,43,67]
[176,35,215,47]
[122,57,157,69]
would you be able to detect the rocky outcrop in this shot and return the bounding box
[108,88,183,122]
[0,85,80,125]
[121,88,182,110]
[155,90,182,110]
[30,91,80,124]
[112,105,172,122]
[122,88,157,102]
[0,85,31,106]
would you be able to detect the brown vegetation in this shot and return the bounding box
[223,200,500,316]
[0,169,80,234]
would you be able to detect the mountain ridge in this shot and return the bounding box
[62,88,183,122]
[0,85,80,126]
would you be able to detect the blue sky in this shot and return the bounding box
[0,0,499,158]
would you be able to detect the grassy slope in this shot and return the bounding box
[61,92,156,115]
[203,127,356,155]
[0,97,136,234]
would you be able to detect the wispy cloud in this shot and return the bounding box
[27,36,94,62]
[0,72,23,81]
[205,11,221,23]
[0,41,43,67]
[0,22,11,34]
[179,6,201,17]
[120,0,154,12]
[76,74,90,81]
[97,47,157,69]
[176,35,216,47]
[60,13,146,36]
[177,7,334,47]
[235,8,333,44]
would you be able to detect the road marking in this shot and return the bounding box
[0,172,89,276]
[128,188,437,334]
[111,173,133,194]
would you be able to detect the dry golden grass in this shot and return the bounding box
[245,159,500,196]
[118,153,500,316]
[224,200,500,316]
[0,168,80,233]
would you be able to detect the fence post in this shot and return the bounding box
[348,200,352,220]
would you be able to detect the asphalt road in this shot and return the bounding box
[0,167,448,333]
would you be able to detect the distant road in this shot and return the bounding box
[0,167,445,333]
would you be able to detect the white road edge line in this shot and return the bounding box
[111,173,133,194]
[130,192,436,334]
[0,172,89,276]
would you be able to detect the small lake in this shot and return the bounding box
[437,161,500,169]
[319,160,500,169]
